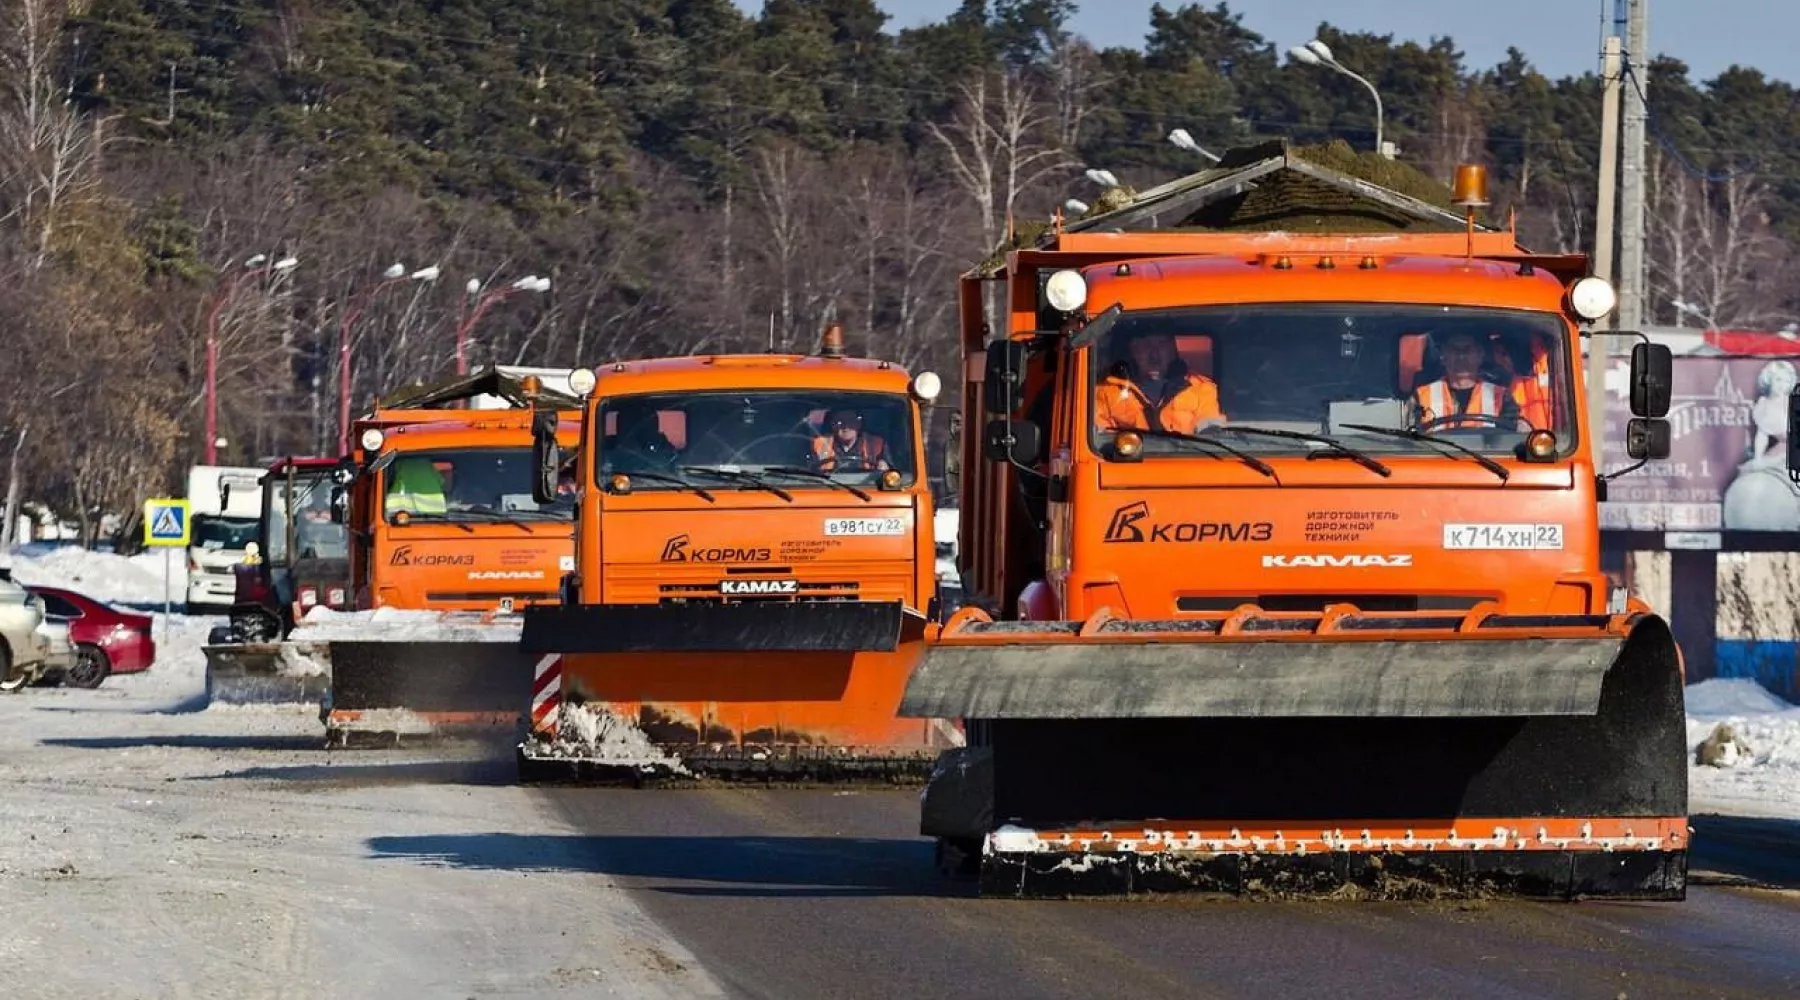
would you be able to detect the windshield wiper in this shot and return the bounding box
[1126,429,1276,478]
[388,511,476,533]
[1338,423,1510,482]
[1205,426,1391,477]
[449,506,538,532]
[608,469,716,502]
[680,466,794,502]
[762,466,873,501]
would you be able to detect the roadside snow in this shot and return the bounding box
[3,545,187,607]
[291,606,524,643]
[1686,678,1800,821]
[0,674,724,998]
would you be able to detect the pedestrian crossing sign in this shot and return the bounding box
[143,498,191,547]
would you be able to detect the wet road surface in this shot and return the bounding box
[500,785,1800,1000]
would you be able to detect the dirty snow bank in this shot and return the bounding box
[1686,678,1800,820]
[524,703,692,775]
[0,682,724,998]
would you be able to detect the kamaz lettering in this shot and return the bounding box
[720,579,799,595]
[1261,554,1413,568]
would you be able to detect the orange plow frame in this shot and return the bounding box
[901,603,1689,900]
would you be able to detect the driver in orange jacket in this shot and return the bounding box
[1413,330,1521,430]
[1094,330,1224,435]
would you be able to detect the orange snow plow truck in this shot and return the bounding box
[517,327,958,782]
[313,369,584,744]
[898,141,1688,900]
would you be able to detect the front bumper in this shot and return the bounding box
[522,600,918,654]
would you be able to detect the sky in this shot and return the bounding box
[729,1,1797,86]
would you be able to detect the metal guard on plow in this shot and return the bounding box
[901,602,1689,901]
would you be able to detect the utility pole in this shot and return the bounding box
[1590,35,1623,455]
[1617,0,1649,330]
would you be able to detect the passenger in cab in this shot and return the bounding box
[1412,330,1519,430]
[1508,334,1554,430]
[811,408,890,472]
[1094,329,1224,435]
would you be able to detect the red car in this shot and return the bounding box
[26,586,155,688]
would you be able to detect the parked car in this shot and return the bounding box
[33,615,75,686]
[0,570,52,692]
[24,586,155,689]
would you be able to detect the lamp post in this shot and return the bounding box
[1167,128,1222,163]
[205,254,298,464]
[1671,298,1718,331]
[1288,39,1386,157]
[454,274,551,375]
[338,263,439,452]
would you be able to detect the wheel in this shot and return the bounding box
[65,644,110,689]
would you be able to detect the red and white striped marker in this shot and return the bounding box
[531,654,562,737]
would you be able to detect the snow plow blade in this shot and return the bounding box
[902,606,1688,901]
[298,611,532,746]
[517,601,959,784]
[202,641,331,706]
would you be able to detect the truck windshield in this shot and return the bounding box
[268,474,348,563]
[1086,303,1575,458]
[191,516,258,550]
[380,447,576,521]
[594,389,918,488]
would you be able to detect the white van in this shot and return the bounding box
[185,465,265,613]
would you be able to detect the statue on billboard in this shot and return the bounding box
[1722,360,1800,530]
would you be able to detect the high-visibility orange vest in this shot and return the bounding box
[1415,380,1506,429]
[1095,373,1222,435]
[1510,344,1553,429]
[812,433,886,471]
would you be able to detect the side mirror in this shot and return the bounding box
[1788,391,1800,484]
[982,417,1042,467]
[531,409,561,505]
[1625,418,1671,461]
[329,486,347,524]
[982,339,1028,416]
[1629,342,1672,418]
[219,483,231,509]
[943,410,963,495]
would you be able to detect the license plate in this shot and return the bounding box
[1442,523,1564,550]
[823,517,905,537]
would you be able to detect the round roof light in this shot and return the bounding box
[911,371,942,402]
[360,428,385,452]
[1044,269,1088,313]
[568,367,597,396]
[1569,276,1617,321]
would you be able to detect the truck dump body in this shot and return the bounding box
[520,347,958,783]
[903,141,1686,899]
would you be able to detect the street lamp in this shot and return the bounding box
[1288,38,1386,157]
[455,274,551,375]
[205,253,300,464]
[338,261,440,452]
[1084,168,1119,188]
[1671,298,1718,330]
[1064,198,1090,215]
[1168,128,1222,163]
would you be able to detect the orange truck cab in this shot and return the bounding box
[337,413,581,613]
[519,327,959,782]
[896,143,1690,900]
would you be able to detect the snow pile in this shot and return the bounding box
[3,545,186,607]
[523,702,690,774]
[1686,678,1800,819]
[289,606,523,643]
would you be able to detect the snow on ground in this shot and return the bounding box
[0,548,724,998]
[1686,678,1800,821]
[3,544,188,607]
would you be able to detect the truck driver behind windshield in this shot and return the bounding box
[1412,329,1521,431]
[1093,329,1224,435]
[810,408,890,472]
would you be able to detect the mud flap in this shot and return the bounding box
[203,641,331,706]
[904,612,1688,900]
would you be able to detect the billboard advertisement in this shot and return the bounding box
[1599,355,1800,532]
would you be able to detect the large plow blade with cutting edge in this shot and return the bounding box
[293,610,533,747]
[516,601,961,784]
[899,604,1688,901]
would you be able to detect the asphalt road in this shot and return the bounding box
[510,785,1800,1000]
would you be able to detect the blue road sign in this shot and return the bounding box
[144,498,191,547]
